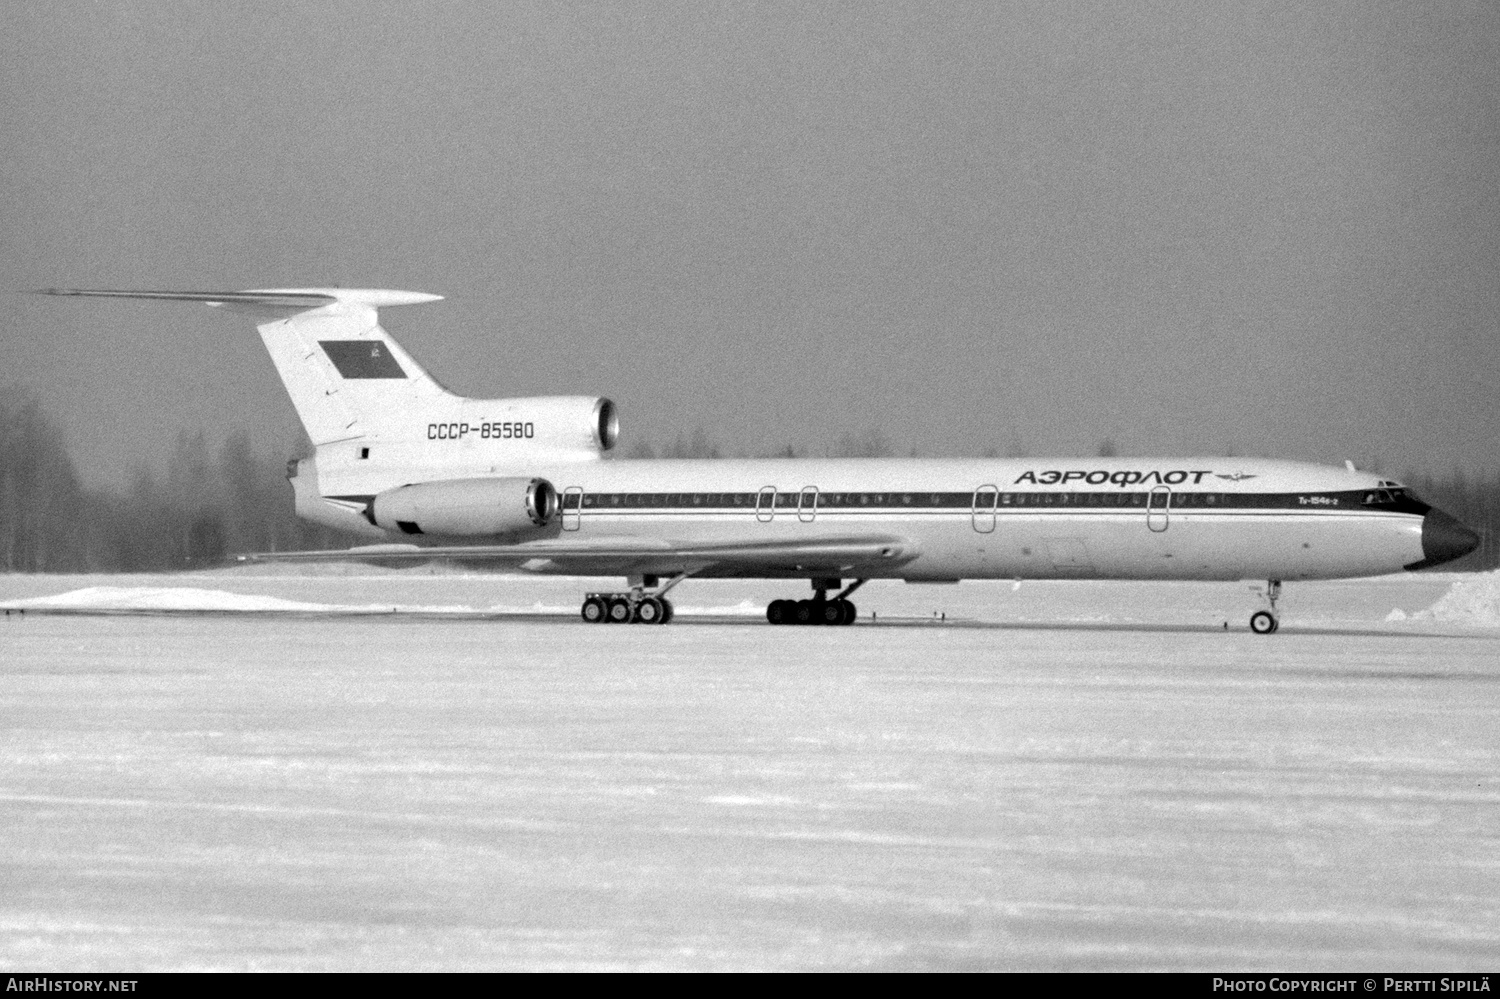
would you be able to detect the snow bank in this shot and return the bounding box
[1412,571,1500,627]
[4,586,403,614]
[0,586,786,619]
[2,586,749,619]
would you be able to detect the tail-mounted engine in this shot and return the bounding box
[594,397,619,451]
[371,477,559,536]
[454,397,618,455]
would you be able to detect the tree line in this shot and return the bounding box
[1,386,340,571]
[3,385,1496,571]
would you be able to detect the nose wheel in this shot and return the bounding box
[1248,580,1282,634]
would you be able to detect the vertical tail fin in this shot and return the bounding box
[247,289,449,444]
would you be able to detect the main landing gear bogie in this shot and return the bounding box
[581,573,687,625]
[766,578,867,627]
[581,592,675,625]
[767,598,856,626]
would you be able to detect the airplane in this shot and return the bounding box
[40,287,1479,632]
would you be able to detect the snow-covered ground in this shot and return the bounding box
[0,570,1497,970]
[3,567,1497,631]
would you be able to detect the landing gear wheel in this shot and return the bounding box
[1250,610,1278,634]
[769,591,859,626]
[581,596,607,624]
[660,599,674,624]
[634,596,664,624]
[607,597,634,623]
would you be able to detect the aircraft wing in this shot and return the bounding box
[234,534,914,576]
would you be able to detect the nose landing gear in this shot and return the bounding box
[1249,580,1282,634]
[767,579,865,626]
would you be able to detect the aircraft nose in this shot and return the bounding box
[1407,508,1480,570]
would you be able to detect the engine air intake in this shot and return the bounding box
[595,398,619,451]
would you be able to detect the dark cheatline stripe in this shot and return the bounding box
[319,340,407,379]
[567,490,1427,514]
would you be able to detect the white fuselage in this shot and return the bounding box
[296,454,1426,581]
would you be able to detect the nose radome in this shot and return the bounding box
[1405,508,1480,571]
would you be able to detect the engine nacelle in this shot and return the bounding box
[455,396,619,455]
[371,477,559,536]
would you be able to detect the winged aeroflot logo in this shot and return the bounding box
[1215,472,1258,482]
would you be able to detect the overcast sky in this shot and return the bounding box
[4,1,1498,487]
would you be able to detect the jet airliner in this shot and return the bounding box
[42,287,1479,631]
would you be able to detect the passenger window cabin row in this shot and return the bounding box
[568,491,1251,509]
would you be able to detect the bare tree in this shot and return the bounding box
[662,428,722,459]
[828,428,893,458]
[0,385,89,571]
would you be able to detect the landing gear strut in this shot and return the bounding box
[1249,580,1282,634]
[580,573,688,625]
[767,578,865,626]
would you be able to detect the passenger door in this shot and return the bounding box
[971,485,998,534]
[1147,485,1171,532]
[561,486,583,531]
[756,486,777,523]
[798,486,818,523]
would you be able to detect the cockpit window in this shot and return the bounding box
[1361,487,1428,513]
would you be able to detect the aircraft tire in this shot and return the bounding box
[607,597,633,623]
[767,600,787,625]
[634,596,664,625]
[794,600,814,625]
[838,599,856,625]
[581,596,607,624]
[1250,610,1277,634]
[818,601,842,625]
[660,599,674,624]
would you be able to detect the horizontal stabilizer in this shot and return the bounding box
[35,288,442,311]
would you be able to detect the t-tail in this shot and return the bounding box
[37,288,618,535]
